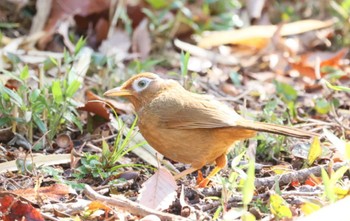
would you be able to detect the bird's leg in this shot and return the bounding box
[197,154,227,188]
[174,167,198,180]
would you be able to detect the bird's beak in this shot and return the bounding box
[104,87,132,97]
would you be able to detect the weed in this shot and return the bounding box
[74,116,146,181]
[0,38,86,142]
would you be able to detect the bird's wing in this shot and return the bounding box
[157,93,242,129]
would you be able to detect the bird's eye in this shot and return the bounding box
[137,80,147,88]
[132,77,151,92]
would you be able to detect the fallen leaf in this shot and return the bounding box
[11,183,75,204]
[298,196,350,221]
[270,164,293,175]
[270,193,292,219]
[88,201,111,213]
[138,167,177,210]
[0,195,44,221]
[98,29,131,59]
[290,48,348,79]
[305,175,322,186]
[198,19,334,49]
[132,18,151,59]
[79,90,133,120]
[38,0,111,49]
[301,201,321,215]
[307,137,322,165]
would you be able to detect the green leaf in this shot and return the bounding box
[242,159,255,208]
[51,80,63,104]
[29,89,41,103]
[66,80,80,98]
[146,0,169,9]
[0,117,11,127]
[229,71,241,86]
[180,51,190,77]
[49,57,59,67]
[323,79,350,92]
[321,168,336,203]
[91,53,108,67]
[7,52,20,64]
[19,65,29,80]
[102,139,110,157]
[315,98,331,114]
[274,81,298,102]
[74,37,86,55]
[63,112,83,132]
[146,0,172,10]
[1,85,23,107]
[331,166,349,185]
[33,114,47,133]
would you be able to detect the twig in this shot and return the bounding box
[255,162,348,189]
[201,162,348,198]
[84,185,190,221]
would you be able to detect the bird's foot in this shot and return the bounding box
[196,171,210,188]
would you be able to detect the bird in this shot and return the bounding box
[104,72,317,187]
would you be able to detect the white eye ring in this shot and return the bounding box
[132,77,152,92]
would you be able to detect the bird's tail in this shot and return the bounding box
[236,120,317,139]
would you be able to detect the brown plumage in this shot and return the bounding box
[104,72,317,187]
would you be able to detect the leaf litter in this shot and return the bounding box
[0,0,349,220]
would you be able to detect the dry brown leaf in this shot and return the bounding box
[290,48,348,79]
[79,90,133,120]
[99,29,131,59]
[198,19,334,49]
[132,18,151,60]
[137,167,177,211]
[38,0,111,49]
[88,201,111,213]
[0,194,44,221]
[10,183,75,204]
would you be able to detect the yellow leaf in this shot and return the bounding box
[242,211,256,221]
[270,194,292,219]
[301,202,321,215]
[308,137,322,165]
[334,186,349,199]
[270,164,293,175]
[345,142,350,160]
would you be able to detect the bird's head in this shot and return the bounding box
[104,72,175,110]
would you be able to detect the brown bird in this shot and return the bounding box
[104,72,317,187]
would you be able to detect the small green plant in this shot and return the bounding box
[321,166,349,203]
[41,166,86,190]
[0,37,87,143]
[127,58,163,74]
[274,80,298,119]
[209,153,256,219]
[74,116,146,180]
[180,50,190,78]
[330,0,350,46]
